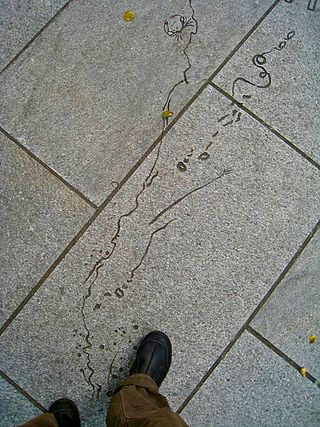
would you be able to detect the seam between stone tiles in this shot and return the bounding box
[247,326,320,387]
[0,126,98,210]
[0,0,282,335]
[201,0,282,84]
[176,326,248,413]
[210,83,320,171]
[0,369,46,412]
[245,220,320,325]
[0,210,100,337]
[0,0,74,76]
[177,220,320,413]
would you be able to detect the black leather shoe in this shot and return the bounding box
[130,330,172,387]
[48,398,80,427]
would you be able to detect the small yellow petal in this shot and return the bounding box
[300,367,307,377]
[309,335,317,344]
[123,10,135,22]
[162,111,174,118]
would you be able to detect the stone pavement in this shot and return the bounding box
[0,1,319,426]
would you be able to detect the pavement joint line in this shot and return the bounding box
[177,219,320,412]
[245,219,320,325]
[0,209,100,337]
[0,126,98,210]
[177,326,247,413]
[0,0,74,77]
[247,325,320,387]
[0,0,283,342]
[210,82,320,171]
[203,0,281,83]
[0,369,46,412]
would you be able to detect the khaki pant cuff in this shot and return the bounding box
[119,373,159,392]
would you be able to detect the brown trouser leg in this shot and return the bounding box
[17,374,187,427]
[17,413,58,427]
[107,374,188,427]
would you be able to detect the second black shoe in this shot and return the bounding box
[130,330,172,387]
[48,398,80,427]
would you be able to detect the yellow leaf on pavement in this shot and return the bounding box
[300,367,307,377]
[309,335,316,344]
[123,10,135,22]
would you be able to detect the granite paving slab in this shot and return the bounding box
[0,376,41,427]
[0,86,319,426]
[0,0,275,205]
[181,331,320,427]
[0,131,94,327]
[252,229,320,379]
[0,0,68,72]
[213,0,320,164]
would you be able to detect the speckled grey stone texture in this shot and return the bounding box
[0,132,94,326]
[0,0,275,204]
[181,331,320,427]
[0,0,68,72]
[252,229,320,379]
[0,376,41,427]
[213,0,320,164]
[0,86,319,426]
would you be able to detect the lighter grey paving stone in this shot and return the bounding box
[213,0,320,164]
[0,376,41,427]
[0,0,68,72]
[0,86,319,426]
[252,229,320,379]
[0,0,275,204]
[0,132,94,326]
[181,331,320,427]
